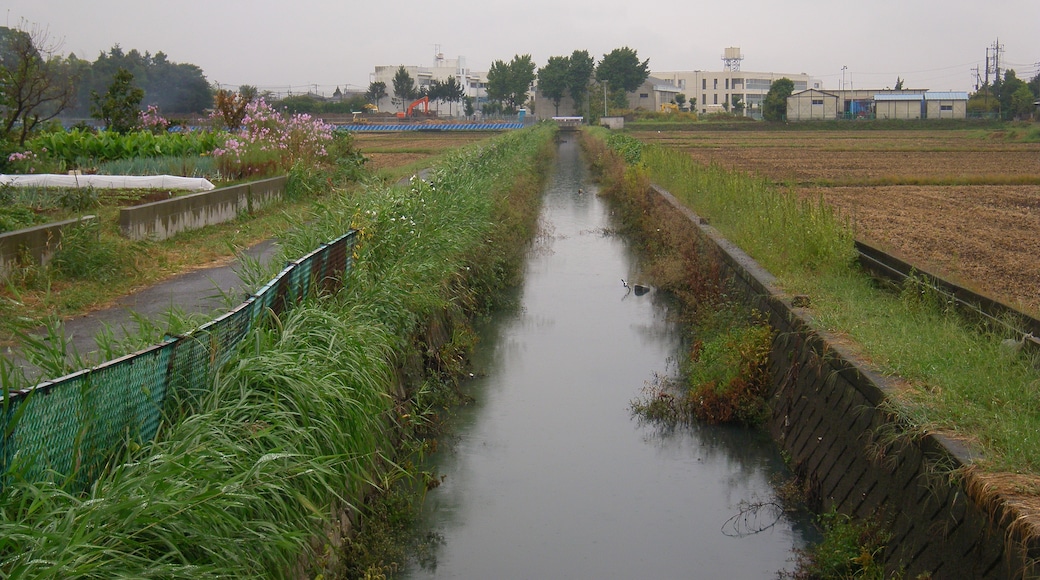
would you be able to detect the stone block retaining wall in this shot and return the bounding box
[651,184,1038,579]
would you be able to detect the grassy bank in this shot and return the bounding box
[590,126,1040,477]
[0,124,555,578]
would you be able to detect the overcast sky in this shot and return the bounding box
[5,0,1038,96]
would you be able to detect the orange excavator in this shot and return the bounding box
[396,96,430,118]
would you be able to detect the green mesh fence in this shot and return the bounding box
[0,230,357,490]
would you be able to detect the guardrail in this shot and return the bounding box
[0,229,357,490]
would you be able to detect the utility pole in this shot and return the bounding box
[989,39,1004,84]
[984,47,990,87]
[988,39,1004,118]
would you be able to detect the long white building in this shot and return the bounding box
[654,48,820,117]
[370,51,487,115]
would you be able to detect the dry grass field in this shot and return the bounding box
[352,131,499,173]
[632,129,1040,315]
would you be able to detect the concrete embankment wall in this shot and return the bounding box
[650,184,1038,579]
[119,175,286,241]
[0,215,96,278]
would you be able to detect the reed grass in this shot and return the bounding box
[0,124,555,577]
[604,128,1040,475]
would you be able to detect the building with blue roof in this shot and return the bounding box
[788,89,969,120]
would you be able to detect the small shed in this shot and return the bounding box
[924,92,969,119]
[875,93,924,120]
[787,89,839,121]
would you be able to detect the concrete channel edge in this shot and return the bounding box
[650,183,1040,579]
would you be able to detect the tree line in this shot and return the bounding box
[0,24,212,144]
[372,47,651,118]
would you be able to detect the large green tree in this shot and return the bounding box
[486,54,536,113]
[1009,83,1035,119]
[762,77,794,121]
[537,55,570,115]
[391,66,417,109]
[366,80,387,109]
[995,69,1027,118]
[91,66,143,133]
[566,50,595,115]
[0,24,76,145]
[71,45,211,116]
[595,46,650,109]
[440,75,465,115]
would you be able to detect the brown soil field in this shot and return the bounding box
[352,131,499,172]
[632,129,1040,314]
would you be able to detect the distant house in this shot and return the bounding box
[786,89,969,121]
[626,76,683,112]
[787,89,840,121]
[924,92,969,119]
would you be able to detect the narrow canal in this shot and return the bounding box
[403,138,814,578]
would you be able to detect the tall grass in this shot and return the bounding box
[612,128,1040,474]
[0,124,555,578]
[617,129,857,278]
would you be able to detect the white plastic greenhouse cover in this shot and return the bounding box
[0,174,215,191]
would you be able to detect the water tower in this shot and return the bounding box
[722,47,743,71]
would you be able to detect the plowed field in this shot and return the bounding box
[633,129,1040,314]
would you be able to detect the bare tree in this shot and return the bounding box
[0,22,76,145]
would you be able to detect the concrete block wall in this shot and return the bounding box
[0,215,96,278]
[119,175,286,241]
[650,185,1038,578]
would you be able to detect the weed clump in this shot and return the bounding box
[781,510,891,580]
[584,129,775,427]
[683,313,773,425]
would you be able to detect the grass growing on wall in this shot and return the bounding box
[0,124,555,578]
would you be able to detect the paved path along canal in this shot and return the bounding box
[402,139,815,578]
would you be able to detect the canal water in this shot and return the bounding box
[402,139,814,578]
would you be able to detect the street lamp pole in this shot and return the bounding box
[841,66,848,118]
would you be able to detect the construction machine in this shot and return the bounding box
[396,96,430,118]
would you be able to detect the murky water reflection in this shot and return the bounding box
[402,138,813,579]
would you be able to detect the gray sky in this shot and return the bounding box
[6,0,1038,96]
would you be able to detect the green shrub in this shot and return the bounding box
[0,204,45,233]
[683,312,774,425]
[57,186,99,212]
[784,510,890,580]
[27,128,225,167]
[51,221,134,282]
